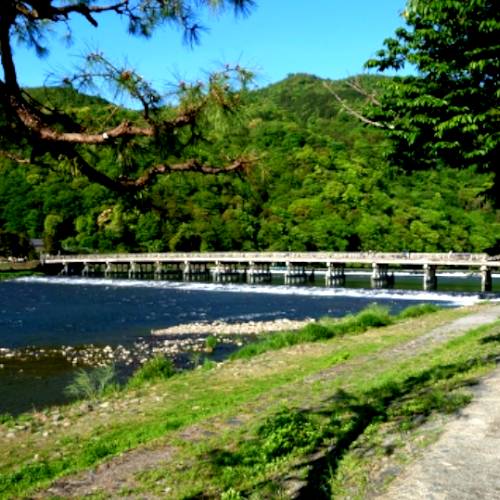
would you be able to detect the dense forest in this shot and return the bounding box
[1,73,499,255]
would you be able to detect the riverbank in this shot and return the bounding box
[2,302,500,499]
[0,260,42,280]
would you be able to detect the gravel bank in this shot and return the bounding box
[151,317,316,336]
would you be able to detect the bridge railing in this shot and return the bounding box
[42,251,490,263]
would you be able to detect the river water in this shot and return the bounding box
[0,272,497,416]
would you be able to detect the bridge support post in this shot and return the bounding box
[481,265,492,292]
[82,262,89,276]
[128,261,136,278]
[423,264,437,290]
[155,261,163,277]
[61,262,68,276]
[247,262,271,283]
[214,262,240,282]
[371,263,389,288]
[325,263,345,286]
[247,261,254,283]
[309,267,315,282]
[285,262,307,284]
[105,262,112,277]
[183,261,191,280]
[214,261,221,282]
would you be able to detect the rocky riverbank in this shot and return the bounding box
[0,334,238,371]
[0,318,316,372]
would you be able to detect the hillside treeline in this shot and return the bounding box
[1,74,499,255]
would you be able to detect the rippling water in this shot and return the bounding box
[0,273,496,416]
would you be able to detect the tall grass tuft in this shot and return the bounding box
[205,335,218,352]
[398,303,440,320]
[129,355,176,386]
[64,364,117,401]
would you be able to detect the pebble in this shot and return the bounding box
[152,318,315,336]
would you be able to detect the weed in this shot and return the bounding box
[189,351,203,368]
[355,304,393,328]
[81,440,118,466]
[257,408,321,459]
[398,303,440,320]
[64,364,116,401]
[129,355,176,386]
[202,359,217,371]
[205,335,218,352]
[0,414,12,424]
[221,488,244,500]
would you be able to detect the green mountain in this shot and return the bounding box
[1,74,499,255]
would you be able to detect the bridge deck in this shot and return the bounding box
[42,252,498,267]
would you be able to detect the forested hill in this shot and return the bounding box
[1,74,499,255]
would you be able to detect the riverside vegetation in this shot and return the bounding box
[1,74,500,258]
[2,302,500,499]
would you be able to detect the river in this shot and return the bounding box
[0,272,496,416]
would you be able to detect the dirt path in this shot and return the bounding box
[37,305,500,499]
[376,360,500,500]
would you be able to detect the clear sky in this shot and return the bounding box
[13,0,409,93]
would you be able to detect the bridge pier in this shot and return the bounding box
[247,262,271,283]
[285,262,307,285]
[325,263,345,286]
[424,264,437,290]
[104,261,112,277]
[82,262,89,276]
[128,261,137,278]
[183,261,209,281]
[481,265,492,292]
[155,261,163,276]
[214,261,241,282]
[61,262,69,276]
[371,263,390,288]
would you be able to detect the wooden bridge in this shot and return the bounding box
[41,252,500,291]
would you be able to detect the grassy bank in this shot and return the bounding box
[1,303,498,499]
[0,261,43,280]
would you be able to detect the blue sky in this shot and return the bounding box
[14,0,409,92]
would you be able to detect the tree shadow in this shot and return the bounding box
[189,353,500,499]
[480,332,500,344]
[296,355,498,499]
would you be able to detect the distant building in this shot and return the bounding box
[31,239,45,254]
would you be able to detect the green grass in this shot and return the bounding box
[0,303,478,500]
[231,304,397,360]
[141,319,499,500]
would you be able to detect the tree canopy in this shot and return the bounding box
[0,0,256,192]
[2,74,499,255]
[361,0,500,173]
